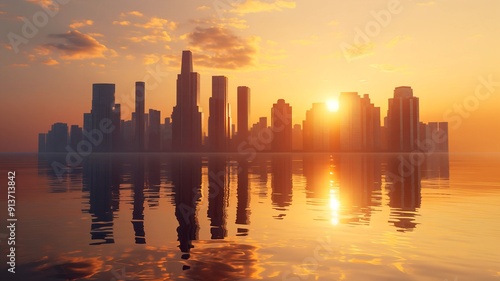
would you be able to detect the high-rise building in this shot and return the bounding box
[112,104,121,152]
[69,125,83,151]
[387,86,419,152]
[208,76,229,151]
[161,117,172,152]
[271,99,292,152]
[135,82,145,152]
[91,83,115,152]
[237,86,250,144]
[303,103,339,152]
[172,50,203,152]
[339,92,381,152]
[148,109,161,152]
[292,124,303,151]
[47,122,68,152]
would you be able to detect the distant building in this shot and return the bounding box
[135,82,145,152]
[387,86,419,152]
[69,125,83,151]
[237,86,250,144]
[271,99,292,152]
[292,124,303,151]
[91,83,115,152]
[46,122,68,152]
[161,117,172,152]
[148,109,161,152]
[172,50,203,152]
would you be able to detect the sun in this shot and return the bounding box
[326,99,339,112]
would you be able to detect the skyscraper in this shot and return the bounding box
[172,50,203,152]
[208,76,229,152]
[69,125,83,151]
[303,103,339,152]
[271,99,292,152]
[237,86,250,144]
[387,86,419,152]
[135,82,145,152]
[148,109,161,152]
[91,83,115,152]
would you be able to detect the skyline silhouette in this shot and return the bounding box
[37,50,449,155]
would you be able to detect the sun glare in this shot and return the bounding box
[326,99,339,112]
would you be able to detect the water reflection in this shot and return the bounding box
[32,152,454,279]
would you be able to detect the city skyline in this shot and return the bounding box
[1,0,499,152]
[36,49,449,155]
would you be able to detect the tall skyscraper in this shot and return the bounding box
[208,76,229,151]
[50,122,68,152]
[271,99,292,152]
[387,86,419,152]
[237,86,250,144]
[172,50,203,152]
[148,109,161,152]
[135,82,145,152]
[91,83,115,152]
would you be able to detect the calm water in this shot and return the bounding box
[0,153,499,281]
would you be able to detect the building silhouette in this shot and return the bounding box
[148,109,161,152]
[292,124,303,151]
[69,125,83,151]
[387,86,419,152]
[112,104,121,152]
[237,86,250,145]
[339,92,381,152]
[172,50,203,152]
[303,103,340,152]
[208,76,230,152]
[271,99,292,152]
[91,83,116,152]
[135,82,145,152]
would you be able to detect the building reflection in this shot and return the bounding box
[338,154,382,225]
[271,155,293,219]
[236,158,250,236]
[131,156,146,244]
[171,155,201,258]
[83,156,117,245]
[207,156,229,239]
[386,154,422,232]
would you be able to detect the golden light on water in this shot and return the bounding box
[330,187,340,226]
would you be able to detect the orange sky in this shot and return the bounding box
[1,0,499,152]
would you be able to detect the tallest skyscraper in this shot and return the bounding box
[172,50,203,151]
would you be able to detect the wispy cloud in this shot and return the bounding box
[120,11,144,17]
[44,30,111,60]
[230,0,296,14]
[69,19,93,29]
[191,17,249,29]
[43,58,59,66]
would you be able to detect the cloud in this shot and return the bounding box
[120,11,144,17]
[186,26,258,69]
[230,0,296,14]
[113,20,131,26]
[25,0,60,11]
[339,42,375,60]
[69,20,93,29]
[44,30,109,60]
[135,17,177,30]
[43,58,59,66]
[116,17,176,43]
[191,17,249,29]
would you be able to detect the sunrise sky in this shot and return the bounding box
[0,0,499,152]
